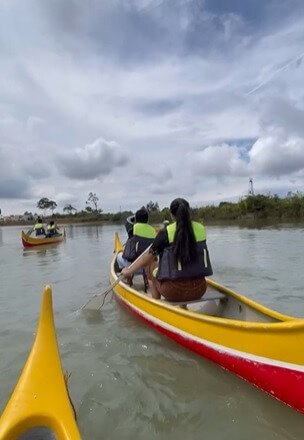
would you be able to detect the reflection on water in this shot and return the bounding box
[0,223,304,440]
[82,309,104,325]
[23,244,60,257]
[66,224,75,239]
[63,223,104,241]
[22,244,61,269]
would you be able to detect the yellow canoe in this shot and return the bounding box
[111,232,304,413]
[21,230,65,247]
[0,286,82,440]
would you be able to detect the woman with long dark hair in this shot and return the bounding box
[121,198,213,301]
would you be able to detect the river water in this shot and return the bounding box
[0,224,304,439]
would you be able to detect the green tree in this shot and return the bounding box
[146,201,159,212]
[23,211,34,220]
[37,197,50,216]
[37,198,57,216]
[63,204,77,215]
[49,200,57,215]
[86,192,100,212]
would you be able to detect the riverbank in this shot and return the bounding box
[0,217,116,227]
[1,216,304,229]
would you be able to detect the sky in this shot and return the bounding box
[1,0,304,215]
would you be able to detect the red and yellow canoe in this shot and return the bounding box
[111,233,304,413]
[21,229,65,247]
[0,286,82,439]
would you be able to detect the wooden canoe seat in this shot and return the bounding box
[165,290,227,306]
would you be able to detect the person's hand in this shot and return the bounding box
[121,267,133,278]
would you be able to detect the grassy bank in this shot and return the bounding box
[1,193,304,227]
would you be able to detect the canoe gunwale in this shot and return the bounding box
[110,257,304,331]
[111,232,304,414]
[116,292,304,413]
[117,292,304,373]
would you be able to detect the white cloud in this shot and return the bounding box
[189,144,248,178]
[26,116,46,134]
[58,137,129,180]
[249,136,304,176]
[1,0,304,213]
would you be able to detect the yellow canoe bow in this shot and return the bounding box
[0,286,82,440]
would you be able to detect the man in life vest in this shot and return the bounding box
[46,220,60,237]
[116,208,156,270]
[33,218,46,236]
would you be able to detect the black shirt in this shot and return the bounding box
[150,229,169,255]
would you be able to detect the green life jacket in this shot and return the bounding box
[122,223,156,262]
[157,221,213,281]
[34,222,45,236]
[47,225,56,231]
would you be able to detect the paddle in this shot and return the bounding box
[81,244,152,311]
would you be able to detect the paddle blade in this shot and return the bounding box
[81,276,122,311]
[82,294,106,311]
[82,234,150,311]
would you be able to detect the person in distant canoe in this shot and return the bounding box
[117,208,156,270]
[121,198,213,301]
[33,218,46,236]
[46,220,60,237]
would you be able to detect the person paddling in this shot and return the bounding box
[117,208,156,270]
[46,220,60,237]
[121,198,213,301]
[33,218,46,236]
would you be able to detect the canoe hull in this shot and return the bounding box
[111,232,304,414]
[21,230,65,247]
[117,294,304,413]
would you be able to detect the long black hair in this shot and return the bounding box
[170,198,196,266]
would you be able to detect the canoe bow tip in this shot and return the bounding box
[43,284,53,295]
[41,285,53,312]
[114,232,123,253]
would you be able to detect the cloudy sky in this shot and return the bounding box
[1,0,304,215]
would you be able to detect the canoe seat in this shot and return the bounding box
[166,290,227,306]
[133,269,149,292]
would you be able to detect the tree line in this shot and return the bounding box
[35,193,100,216]
[196,192,304,221]
[31,192,304,223]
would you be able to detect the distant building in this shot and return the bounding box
[22,212,34,221]
[0,214,33,223]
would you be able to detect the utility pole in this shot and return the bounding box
[248,178,254,196]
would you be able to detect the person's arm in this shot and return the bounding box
[121,229,168,278]
[121,251,155,277]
